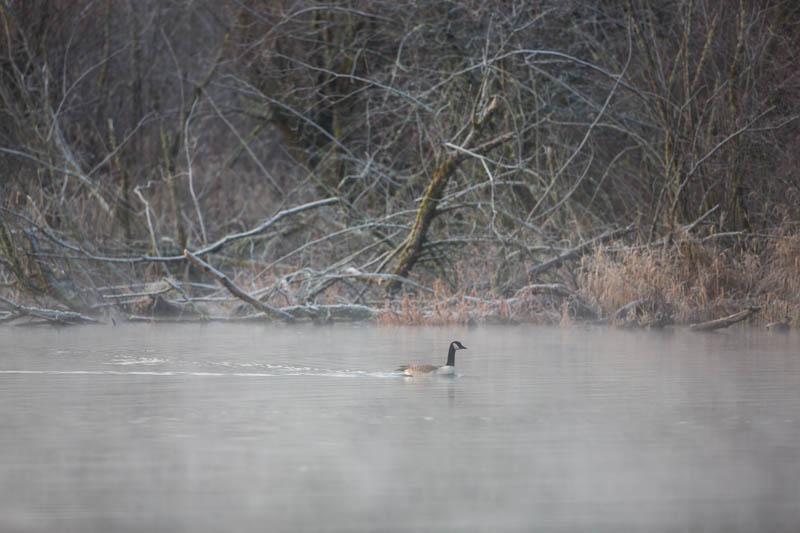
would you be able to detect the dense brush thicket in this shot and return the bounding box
[1,1,798,325]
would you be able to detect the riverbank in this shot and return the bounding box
[1,223,796,330]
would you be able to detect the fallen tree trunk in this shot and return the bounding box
[281,304,375,322]
[183,249,294,322]
[528,224,635,277]
[689,306,760,331]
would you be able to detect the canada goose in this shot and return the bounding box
[396,341,467,376]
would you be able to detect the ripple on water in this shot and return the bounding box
[0,368,403,379]
[106,356,168,366]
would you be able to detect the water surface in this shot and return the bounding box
[1,324,799,532]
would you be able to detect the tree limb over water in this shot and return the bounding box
[0,296,100,326]
[184,249,294,322]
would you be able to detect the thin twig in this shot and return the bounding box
[184,98,208,244]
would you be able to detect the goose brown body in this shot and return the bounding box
[397,341,467,376]
[399,364,440,375]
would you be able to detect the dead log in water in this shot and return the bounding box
[689,306,760,332]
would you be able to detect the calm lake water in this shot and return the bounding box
[1,324,799,532]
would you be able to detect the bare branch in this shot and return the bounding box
[183,249,293,322]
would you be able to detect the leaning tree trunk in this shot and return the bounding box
[382,97,511,292]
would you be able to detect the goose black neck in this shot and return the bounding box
[446,343,457,366]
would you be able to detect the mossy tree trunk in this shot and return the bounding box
[383,98,511,292]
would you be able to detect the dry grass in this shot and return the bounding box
[375,278,569,326]
[376,282,483,326]
[757,226,800,326]
[578,226,800,326]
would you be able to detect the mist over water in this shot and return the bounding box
[1,324,799,532]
